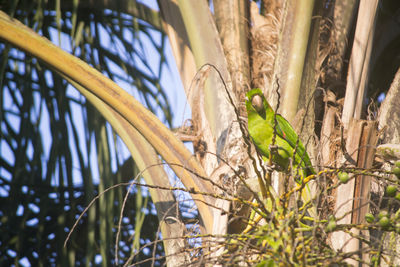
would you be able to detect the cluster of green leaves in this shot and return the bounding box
[224,175,328,266]
[222,164,400,266]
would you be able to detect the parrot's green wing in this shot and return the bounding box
[274,114,314,176]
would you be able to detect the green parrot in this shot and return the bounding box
[245,88,314,178]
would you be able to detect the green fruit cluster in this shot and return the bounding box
[365,210,400,231]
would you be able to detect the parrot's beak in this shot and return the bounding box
[251,95,264,113]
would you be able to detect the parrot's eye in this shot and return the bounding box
[251,95,264,113]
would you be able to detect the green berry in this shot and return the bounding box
[365,213,375,223]
[385,185,397,197]
[393,167,400,178]
[395,193,400,201]
[338,172,350,184]
[378,210,389,219]
[379,216,390,229]
[326,219,336,232]
[395,161,400,168]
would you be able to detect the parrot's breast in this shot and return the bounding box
[248,116,273,156]
[248,115,293,169]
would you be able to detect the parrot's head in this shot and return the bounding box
[245,88,272,119]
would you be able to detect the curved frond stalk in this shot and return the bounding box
[378,67,400,144]
[342,0,379,128]
[66,78,189,265]
[0,10,215,234]
[158,0,197,95]
[159,1,219,178]
[214,0,250,98]
[176,0,236,158]
[273,0,315,123]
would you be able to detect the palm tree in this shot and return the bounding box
[1,0,400,266]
